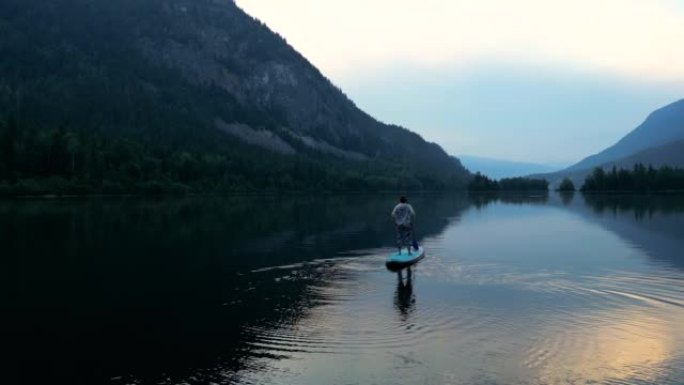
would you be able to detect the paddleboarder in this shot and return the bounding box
[391,196,418,254]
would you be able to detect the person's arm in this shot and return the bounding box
[409,204,415,218]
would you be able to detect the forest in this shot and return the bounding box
[0,117,465,195]
[580,164,684,192]
[0,0,469,195]
[467,173,549,192]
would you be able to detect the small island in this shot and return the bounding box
[557,177,576,192]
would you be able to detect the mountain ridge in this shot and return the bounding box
[0,0,469,193]
[532,99,684,187]
[565,99,684,173]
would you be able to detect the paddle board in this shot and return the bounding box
[386,246,425,271]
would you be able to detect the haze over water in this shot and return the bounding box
[8,194,684,385]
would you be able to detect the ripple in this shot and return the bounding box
[247,250,683,361]
[242,287,495,362]
[251,252,381,274]
[230,243,684,385]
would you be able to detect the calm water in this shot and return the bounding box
[7,193,684,385]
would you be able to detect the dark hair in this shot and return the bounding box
[399,196,407,203]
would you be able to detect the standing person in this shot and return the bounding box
[391,196,416,254]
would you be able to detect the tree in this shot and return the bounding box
[581,165,684,192]
[557,177,575,192]
[468,172,499,192]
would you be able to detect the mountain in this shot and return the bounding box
[0,0,469,194]
[533,99,684,187]
[597,139,684,171]
[566,99,684,173]
[458,155,564,179]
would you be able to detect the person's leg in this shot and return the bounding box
[402,227,411,254]
[410,227,418,251]
[396,226,402,253]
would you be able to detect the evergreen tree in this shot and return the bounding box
[557,177,575,192]
[468,172,500,192]
[581,165,684,192]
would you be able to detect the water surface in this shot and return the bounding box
[7,193,684,384]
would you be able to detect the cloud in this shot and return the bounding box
[236,0,684,82]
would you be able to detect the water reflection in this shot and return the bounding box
[571,194,684,271]
[583,193,684,219]
[394,268,415,320]
[471,193,684,271]
[469,191,550,209]
[530,309,673,385]
[5,194,468,384]
[6,193,684,385]
[559,191,575,205]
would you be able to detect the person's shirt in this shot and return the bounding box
[391,203,415,226]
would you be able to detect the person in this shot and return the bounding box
[391,196,417,254]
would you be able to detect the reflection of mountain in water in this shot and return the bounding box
[469,193,684,271]
[4,194,468,384]
[577,195,684,270]
[543,194,684,271]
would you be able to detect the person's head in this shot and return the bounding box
[399,196,407,203]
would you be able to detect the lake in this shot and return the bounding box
[7,193,684,385]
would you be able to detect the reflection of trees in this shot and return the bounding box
[582,194,684,220]
[560,191,575,206]
[4,194,470,383]
[556,194,684,272]
[468,192,550,209]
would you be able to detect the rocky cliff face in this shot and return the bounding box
[137,0,465,176]
[0,0,469,191]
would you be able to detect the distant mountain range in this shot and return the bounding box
[458,155,565,179]
[533,99,684,188]
[0,0,469,193]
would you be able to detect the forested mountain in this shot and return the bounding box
[533,99,684,188]
[599,140,684,171]
[565,99,684,173]
[0,0,469,194]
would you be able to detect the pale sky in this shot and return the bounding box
[236,0,684,164]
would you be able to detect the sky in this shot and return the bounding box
[235,0,684,164]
